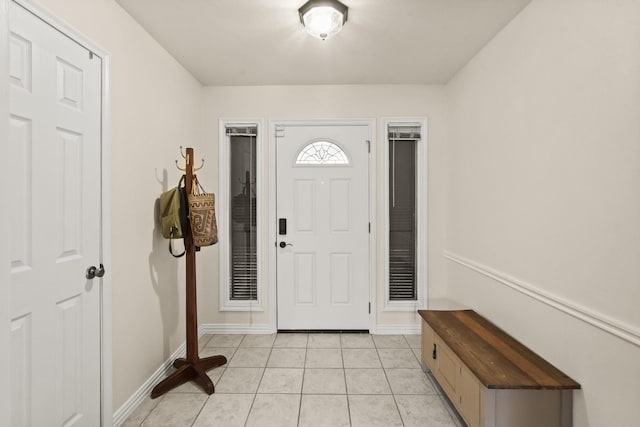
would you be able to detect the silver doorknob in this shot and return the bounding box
[86,264,106,279]
[86,266,97,279]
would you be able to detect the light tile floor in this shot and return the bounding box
[122,333,465,427]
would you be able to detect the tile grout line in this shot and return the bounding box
[188,394,210,427]
[241,335,271,427]
[341,334,354,427]
[376,340,407,427]
[294,333,307,426]
[194,334,235,427]
[424,369,461,426]
[135,394,163,427]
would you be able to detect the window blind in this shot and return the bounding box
[388,126,418,301]
[229,131,257,301]
[226,126,258,136]
[388,125,421,141]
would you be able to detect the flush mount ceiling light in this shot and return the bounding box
[299,0,348,41]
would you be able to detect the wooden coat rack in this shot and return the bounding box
[151,147,227,398]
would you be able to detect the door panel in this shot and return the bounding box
[9,114,32,272]
[294,179,315,232]
[276,124,369,330]
[330,179,351,231]
[9,3,102,425]
[330,253,351,304]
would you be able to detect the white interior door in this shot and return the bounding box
[276,124,370,330]
[9,2,102,425]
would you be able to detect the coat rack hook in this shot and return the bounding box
[175,159,186,172]
[179,146,187,159]
[193,158,205,174]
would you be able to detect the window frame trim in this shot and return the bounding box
[218,119,264,312]
[382,118,428,311]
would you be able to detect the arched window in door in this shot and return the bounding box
[296,140,350,165]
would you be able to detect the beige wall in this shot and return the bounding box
[35,0,205,411]
[202,85,448,328]
[446,0,640,425]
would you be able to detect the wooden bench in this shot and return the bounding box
[418,309,580,427]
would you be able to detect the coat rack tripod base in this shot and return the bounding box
[150,354,227,398]
[151,147,227,399]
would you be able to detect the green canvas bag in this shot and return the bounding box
[159,176,188,257]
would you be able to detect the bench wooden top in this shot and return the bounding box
[418,309,580,390]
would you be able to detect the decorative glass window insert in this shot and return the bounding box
[388,125,419,301]
[227,126,257,301]
[296,140,349,165]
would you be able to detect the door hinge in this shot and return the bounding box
[89,51,94,59]
[368,302,371,314]
[368,222,371,233]
[275,126,285,138]
[366,140,370,153]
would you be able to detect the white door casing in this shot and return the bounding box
[0,1,11,426]
[9,2,102,425]
[276,124,370,330]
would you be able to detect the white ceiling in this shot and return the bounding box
[114,0,532,86]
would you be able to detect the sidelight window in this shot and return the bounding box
[385,120,426,310]
[219,122,262,311]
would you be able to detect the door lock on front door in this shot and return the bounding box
[279,218,287,235]
[279,241,293,248]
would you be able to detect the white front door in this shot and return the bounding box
[9,2,102,426]
[276,124,370,330]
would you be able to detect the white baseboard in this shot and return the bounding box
[199,323,276,335]
[112,341,186,427]
[373,323,421,335]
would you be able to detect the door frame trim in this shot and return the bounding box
[2,1,113,425]
[0,2,10,425]
[268,118,377,332]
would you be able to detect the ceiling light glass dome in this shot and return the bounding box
[299,0,348,41]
